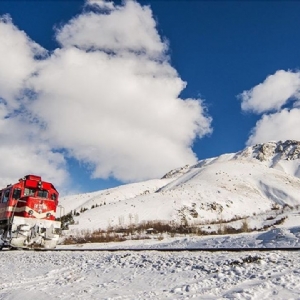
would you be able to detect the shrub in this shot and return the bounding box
[56,212,74,230]
[63,230,126,244]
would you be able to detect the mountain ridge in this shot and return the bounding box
[60,140,300,232]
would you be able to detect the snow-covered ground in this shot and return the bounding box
[1,245,300,299]
[1,225,300,299]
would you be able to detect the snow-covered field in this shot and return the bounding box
[1,227,300,300]
[1,247,300,299]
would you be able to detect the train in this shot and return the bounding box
[0,175,62,249]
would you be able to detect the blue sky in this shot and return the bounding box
[1,0,300,194]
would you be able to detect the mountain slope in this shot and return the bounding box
[60,140,300,231]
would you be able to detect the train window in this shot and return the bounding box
[51,193,57,200]
[3,189,10,203]
[37,190,48,198]
[12,188,21,200]
[24,188,35,196]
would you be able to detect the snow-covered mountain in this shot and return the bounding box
[60,140,300,232]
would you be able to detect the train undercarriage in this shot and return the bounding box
[0,217,61,250]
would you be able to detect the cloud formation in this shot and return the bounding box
[246,109,300,145]
[239,70,300,145]
[57,0,166,59]
[240,70,300,114]
[0,15,68,189]
[0,15,45,107]
[0,1,212,189]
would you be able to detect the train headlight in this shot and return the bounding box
[28,210,33,215]
[46,213,51,218]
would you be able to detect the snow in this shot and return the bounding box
[59,141,300,233]
[3,216,300,299]
[2,235,300,299]
[3,140,300,299]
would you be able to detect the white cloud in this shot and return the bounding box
[240,70,300,114]
[27,47,211,182]
[0,15,45,108]
[56,0,166,60]
[0,0,212,187]
[0,15,68,189]
[247,108,300,145]
[86,0,115,10]
[239,70,300,146]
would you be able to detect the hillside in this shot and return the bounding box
[60,140,300,233]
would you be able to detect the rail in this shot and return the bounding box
[28,247,300,252]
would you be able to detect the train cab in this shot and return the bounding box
[0,175,61,249]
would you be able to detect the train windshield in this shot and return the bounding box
[24,188,49,199]
[37,190,49,198]
[24,188,35,196]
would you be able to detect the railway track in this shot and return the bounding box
[26,247,300,252]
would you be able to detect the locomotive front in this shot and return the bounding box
[0,175,62,249]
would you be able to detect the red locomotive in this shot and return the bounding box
[0,175,62,249]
